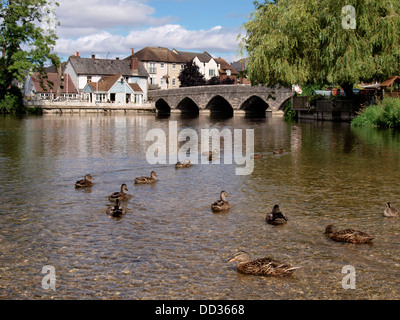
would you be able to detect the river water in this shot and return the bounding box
[1,113,400,300]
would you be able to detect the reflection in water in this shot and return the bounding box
[1,114,400,299]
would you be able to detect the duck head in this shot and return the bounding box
[227,251,251,263]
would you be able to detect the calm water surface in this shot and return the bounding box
[1,113,400,300]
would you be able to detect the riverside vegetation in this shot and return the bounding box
[352,97,400,128]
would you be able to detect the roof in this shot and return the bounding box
[68,56,148,77]
[31,73,78,93]
[127,47,185,63]
[215,57,239,75]
[380,76,400,87]
[87,74,122,92]
[174,50,213,63]
[86,75,143,93]
[230,58,248,72]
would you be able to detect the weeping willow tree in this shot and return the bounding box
[240,0,400,97]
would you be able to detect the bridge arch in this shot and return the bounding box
[240,95,270,115]
[278,96,292,111]
[177,97,200,115]
[206,95,234,117]
[155,98,171,114]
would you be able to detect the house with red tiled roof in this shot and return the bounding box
[215,57,239,84]
[24,72,78,100]
[125,47,186,90]
[172,49,220,81]
[82,74,144,104]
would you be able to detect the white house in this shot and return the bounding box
[64,51,149,101]
[173,50,220,81]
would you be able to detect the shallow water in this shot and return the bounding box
[1,113,400,300]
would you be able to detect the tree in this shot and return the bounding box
[0,0,60,113]
[207,76,220,85]
[240,0,400,97]
[178,60,206,87]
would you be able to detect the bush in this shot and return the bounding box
[352,97,400,128]
[283,99,297,120]
[0,87,26,114]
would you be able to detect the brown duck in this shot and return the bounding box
[324,225,374,244]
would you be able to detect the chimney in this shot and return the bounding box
[92,54,95,59]
[74,51,79,57]
[131,55,139,75]
[131,48,134,56]
[116,57,120,60]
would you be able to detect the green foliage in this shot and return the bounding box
[0,86,24,114]
[240,0,400,96]
[283,98,296,120]
[0,0,60,113]
[352,97,400,128]
[178,60,206,87]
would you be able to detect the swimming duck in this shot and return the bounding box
[227,251,300,277]
[134,171,158,184]
[211,191,231,212]
[251,153,263,159]
[175,160,192,168]
[109,183,130,202]
[266,205,288,225]
[273,148,285,154]
[383,202,399,217]
[106,198,126,218]
[75,174,94,188]
[324,225,374,244]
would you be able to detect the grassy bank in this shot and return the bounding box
[352,97,400,128]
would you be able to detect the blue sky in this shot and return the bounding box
[52,0,255,63]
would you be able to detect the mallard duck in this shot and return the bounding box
[273,148,285,154]
[266,205,288,225]
[75,174,94,188]
[227,251,300,277]
[106,198,126,218]
[384,202,399,217]
[324,225,374,244]
[211,191,231,212]
[205,149,219,161]
[109,183,130,202]
[251,153,263,159]
[175,160,192,168]
[134,171,157,184]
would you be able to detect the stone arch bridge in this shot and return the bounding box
[148,85,293,116]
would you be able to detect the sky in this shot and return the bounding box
[49,0,256,63]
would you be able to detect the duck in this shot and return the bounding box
[134,171,158,184]
[273,148,285,154]
[324,225,374,244]
[251,153,263,159]
[106,198,126,218]
[75,174,94,188]
[227,251,300,277]
[383,202,399,217]
[211,191,231,212]
[205,149,219,161]
[266,205,288,225]
[175,160,192,168]
[108,183,130,202]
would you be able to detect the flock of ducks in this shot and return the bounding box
[74,157,400,278]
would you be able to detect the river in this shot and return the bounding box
[1,113,400,299]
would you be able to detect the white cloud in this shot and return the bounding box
[56,24,241,60]
[53,0,242,61]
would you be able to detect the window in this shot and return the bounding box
[227,70,231,77]
[160,77,165,86]
[160,62,165,69]
[209,69,215,77]
[181,64,185,70]
[149,62,156,74]
[172,78,176,86]
[87,76,92,83]
[172,63,176,70]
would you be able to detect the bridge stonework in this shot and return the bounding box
[148,85,293,114]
